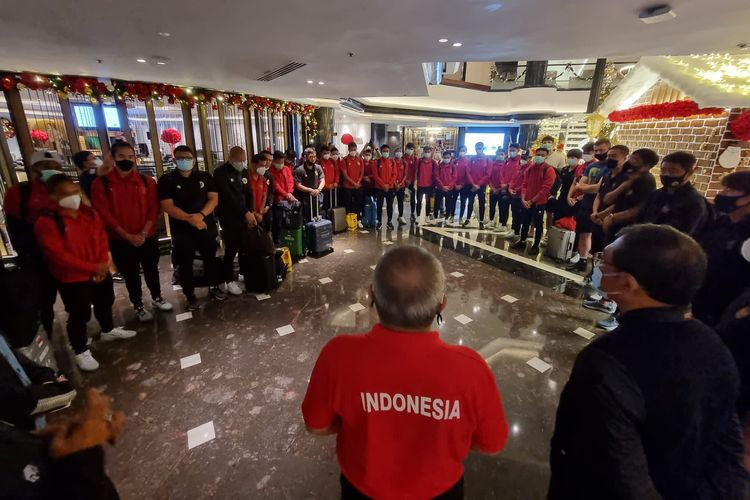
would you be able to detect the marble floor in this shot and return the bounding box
[47,217,608,500]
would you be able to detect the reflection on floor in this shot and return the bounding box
[48,221,608,500]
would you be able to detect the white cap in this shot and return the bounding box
[30,150,63,167]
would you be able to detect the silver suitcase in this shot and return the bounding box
[546,226,575,261]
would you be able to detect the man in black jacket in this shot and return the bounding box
[549,224,748,500]
[213,146,255,296]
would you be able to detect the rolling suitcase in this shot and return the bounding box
[327,190,347,234]
[545,226,575,261]
[362,196,377,228]
[245,254,278,293]
[280,227,305,260]
[306,195,334,255]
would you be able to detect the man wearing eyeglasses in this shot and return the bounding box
[549,224,748,500]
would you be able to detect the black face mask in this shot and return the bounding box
[595,152,608,161]
[116,159,134,171]
[605,158,618,169]
[660,174,684,189]
[714,194,743,214]
[623,162,636,175]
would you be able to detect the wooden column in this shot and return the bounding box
[115,100,134,144]
[242,106,255,157]
[144,98,164,177]
[180,102,196,152]
[92,99,110,155]
[197,103,214,173]
[58,98,81,156]
[216,103,229,159]
[0,126,17,187]
[4,88,34,172]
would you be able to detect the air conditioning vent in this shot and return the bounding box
[255,62,307,81]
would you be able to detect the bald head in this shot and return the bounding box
[372,246,446,330]
[228,146,246,163]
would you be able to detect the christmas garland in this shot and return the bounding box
[607,99,725,123]
[0,70,318,137]
[728,109,750,141]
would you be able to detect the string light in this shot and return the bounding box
[667,54,750,96]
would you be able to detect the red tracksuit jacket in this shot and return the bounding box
[468,156,490,186]
[393,158,407,188]
[34,206,109,283]
[404,154,417,185]
[3,179,57,224]
[91,170,160,239]
[489,160,506,190]
[320,158,339,189]
[373,158,397,190]
[434,162,456,190]
[522,162,557,205]
[501,157,522,190]
[415,158,436,188]
[509,159,529,196]
[454,156,470,186]
[342,156,364,189]
[270,165,295,203]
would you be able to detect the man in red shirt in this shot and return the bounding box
[341,142,364,227]
[35,175,136,372]
[372,144,398,230]
[453,145,470,225]
[91,142,171,322]
[464,142,490,229]
[434,150,456,224]
[392,146,408,226]
[302,245,508,499]
[506,144,528,239]
[248,154,270,226]
[319,145,340,212]
[3,151,62,335]
[511,148,557,256]
[270,151,298,243]
[403,143,418,222]
[487,149,506,230]
[414,146,437,224]
[361,148,376,213]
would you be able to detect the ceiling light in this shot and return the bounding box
[156,61,166,65]
[638,4,676,24]
[318,81,325,85]
[136,58,147,63]
[438,38,448,43]
[452,42,462,47]
[306,80,314,84]
[484,3,503,12]
[158,32,171,37]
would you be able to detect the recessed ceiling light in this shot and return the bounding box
[158,32,171,37]
[452,42,463,47]
[156,61,166,65]
[318,81,325,85]
[136,58,147,63]
[306,80,314,84]
[738,42,749,51]
[438,38,448,43]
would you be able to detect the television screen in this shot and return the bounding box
[73,104,97,129]
[463,132,506,155]
[103,105,121,129]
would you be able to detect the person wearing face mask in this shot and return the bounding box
[692,171,750,327]
[553,149,583,223]
[510,148,557,256]
[549,224,747,500]
[361,148,376,202]
[392,147,408,226]
[563,143,595,266]
[403,143,418,222]
[640,151,710,236]
[504,144,525,238]
[158,145,225,310]
[433,151,456,225]
[91,142,171,322]
[319,146,340,213]
[35,175,136,371]
[294,149,326,223]
[453,145,470,225]
[270,150,298,242]
[72,150,102,200]
[463,142,491,229]
[331,146,344,204]
[341,143,365,227]
[539,136,567,171]
[414,146,437,224]
[302,245,508,500]
[213,146,257,296]
[372,144,398,230]
[487,149,508,231]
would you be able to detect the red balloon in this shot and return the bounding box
[341,133,354,145]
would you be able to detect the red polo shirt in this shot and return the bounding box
[302,324,508,499]
[91,170,159,239]
[342,156,364,189]
[249,173,268,213]
[34,206,109,283]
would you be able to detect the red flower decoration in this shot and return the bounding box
[608,100,724,122]
[160,128,182,144]
[30,129,49,143]
[729,110,750,141]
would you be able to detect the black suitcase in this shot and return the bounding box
[326,190,347,234]
[306,195,334,255]
[245,254,279,293]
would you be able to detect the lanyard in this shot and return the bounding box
[0,334,46,429]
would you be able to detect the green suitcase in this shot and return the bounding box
[280,227,305,260]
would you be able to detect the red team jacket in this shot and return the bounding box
[454,156,470,187]
[522,162,557,205]
[415,158,437,188]
[34,206,109,283]
[342,155,365,189]
[3,179,56,223]
[393,158,407,188]
[403,154,417,185]
[320,158,339,189]
[434,162,456,190]
[372,158,398,190]
[90,170,160,239]
[508,159,529,196]
[362,160,376,189]
[501,156,523,190]
[467,156,490,186]
[270,165,295,203]
[488,160,506,190]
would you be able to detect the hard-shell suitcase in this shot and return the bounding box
[306,195,333,255]
[279,227,305,260]
[545,225,575,261]
[327,190,347,234]
[362,196,377,228]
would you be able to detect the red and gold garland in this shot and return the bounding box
[608,99,725,123]
[728,109,750,141]
[0,70,318,137]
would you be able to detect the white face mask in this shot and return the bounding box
[363,155,372,161]
[422,153,431,159]
[582,154,594,162]
[93,158,103,167]
[231,161,247,172]
[395,152,403,159]
[349,151,357,157]
[59,194,81,211]
[256,167,268,176]
[406,149,414,155]
[509,151,518,158]
[323,153,331,160]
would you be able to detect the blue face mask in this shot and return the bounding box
[39,170,59,182]
[176,158,193,172]
[534,155,545,165]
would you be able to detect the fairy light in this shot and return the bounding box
[667,54,750,96]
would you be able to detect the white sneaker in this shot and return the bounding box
[500,228,515,238]
[101,327,137,342]
[568,252,581,264]
[358,221,364,229]
[486,221,495,229]
[135,307,153,323]
[75,350,100,371]
[225,281,243,296]
[152,297,173,311]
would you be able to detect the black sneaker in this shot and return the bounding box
[510,240,527,250]
[186,294,200,311]
[479,222,485,230]
[112,272,125,283]
[209,286,227,301]
[462,220,470,227]
[528,245,540,256]
[376,223,383,230]
[387,222,395,230]
[566,259,588,272]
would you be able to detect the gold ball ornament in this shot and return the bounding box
[586,113,605,138]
